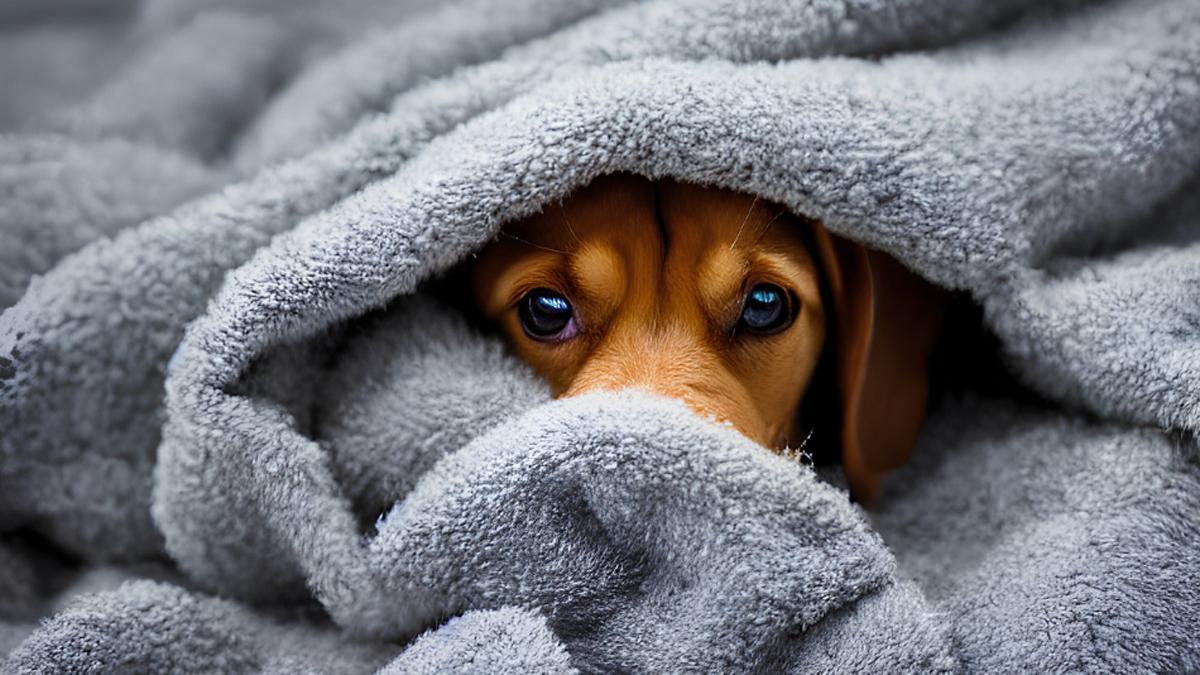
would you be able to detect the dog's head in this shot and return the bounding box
[471,173,941,500]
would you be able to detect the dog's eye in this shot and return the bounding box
[738,283,793,335]
[519,288,577,341]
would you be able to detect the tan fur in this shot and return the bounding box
[471,173,943,501]
[472,173,824,449]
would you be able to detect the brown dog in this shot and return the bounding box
[471,173,942,501]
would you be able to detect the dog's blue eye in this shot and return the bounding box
[739,283,793,335]
[519,288,576,340]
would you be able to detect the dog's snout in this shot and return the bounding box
[562,331,762,443]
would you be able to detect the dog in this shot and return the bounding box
[470,173,942,502]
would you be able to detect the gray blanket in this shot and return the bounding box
[3,0,1199,672]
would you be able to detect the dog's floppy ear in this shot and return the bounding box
[811,224,943,504]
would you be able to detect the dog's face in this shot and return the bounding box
[471,173,942,500]
[471,173,824,449]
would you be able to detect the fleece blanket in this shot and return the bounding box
[3,0,1200,672]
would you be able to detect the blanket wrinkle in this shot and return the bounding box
[378,607,578,675]
[236,0,635,169]
[873,395,1200,672]
[243,0,1072,168]
[48,11,299,162]
[3,0,1200,671]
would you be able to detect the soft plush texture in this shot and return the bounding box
[2,0,1198,672]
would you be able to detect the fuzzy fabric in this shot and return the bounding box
[2,0,1199,672]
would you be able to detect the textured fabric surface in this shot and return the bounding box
[2,0,1199,672]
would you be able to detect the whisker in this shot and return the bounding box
[729,194,761,251]
[498,231,569,254]
[558,202,582,246]
[751,207,786,247]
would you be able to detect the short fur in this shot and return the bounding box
[471,173,943,499]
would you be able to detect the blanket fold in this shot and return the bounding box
[3,0,1199,671]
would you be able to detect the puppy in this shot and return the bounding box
[471,173,942,501]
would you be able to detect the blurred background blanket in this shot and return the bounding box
[2,0,1199,672]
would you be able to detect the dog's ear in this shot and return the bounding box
[811,224,943,504]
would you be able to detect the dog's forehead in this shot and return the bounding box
[507,174,809,257]
[661,181,804,252]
